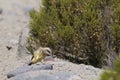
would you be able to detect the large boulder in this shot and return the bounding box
[7,60,103,80]
[7,63,53,78]
[9,71,81,80]
[17,26,30,58]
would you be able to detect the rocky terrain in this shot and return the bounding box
[0,0,41,79]
[0,0,103,80]
[7,60,103,80]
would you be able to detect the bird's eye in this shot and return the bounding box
[46,49,51,54]
[31,56,34,60]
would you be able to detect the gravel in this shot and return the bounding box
[0,0,103,80]
[0,0,41,80]
[7,58,103,80]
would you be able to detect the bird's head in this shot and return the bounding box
[42,47,52,56]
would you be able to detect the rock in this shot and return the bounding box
[53,72,81,80]
[9,39,18,45]
[45,56,54,61]
[17,27,30,57]
[7,64,53,78]
[0,8,3,14]
[106,51,117,68]
[7,11,18,16]
[23,7,33,15]
[69,75,81,80]
[0,18,3,21]
[11,2,33,15]
[10,73,58,80]
[10,39,18,45]
[6,46,12,50]
[9,71,81,80]
[7,59,103,80]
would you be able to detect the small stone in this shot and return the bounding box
[69,75,81,80]
[23,7,33,15]
[0,18,4,21]
[9,39,18,45]
[0,8,3,14]
[45,56,54,61]
[6,46,12,50]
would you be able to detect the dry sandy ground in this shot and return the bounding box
[0,0,41,79]
[0,1,103,80]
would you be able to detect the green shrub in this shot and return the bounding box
[28,0,120,68]
[100,58,120,80]
[111,2,120,54]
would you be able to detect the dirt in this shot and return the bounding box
[0,0,41,79]
[0,1,103,80]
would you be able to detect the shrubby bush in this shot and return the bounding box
[28,0,120,68]
[100,58,120,80]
